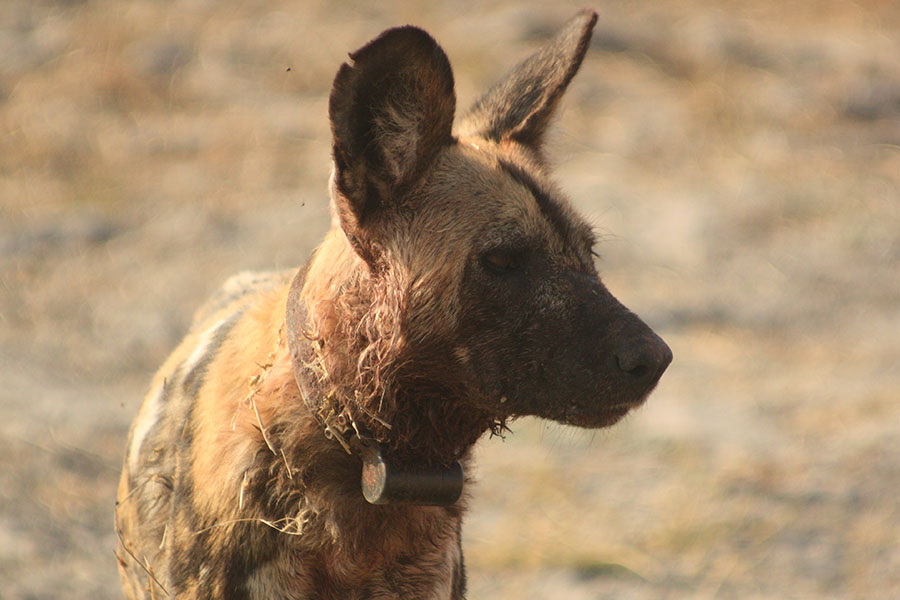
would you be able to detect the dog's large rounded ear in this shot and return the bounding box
[329,26,456,263]
[458,9,597,158]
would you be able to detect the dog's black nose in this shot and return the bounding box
[615,333,673,387]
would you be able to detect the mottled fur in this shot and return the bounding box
[117,10,671,599]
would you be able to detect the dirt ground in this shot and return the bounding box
[1,0,898,598]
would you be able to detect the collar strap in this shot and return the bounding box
[285,266,463,506]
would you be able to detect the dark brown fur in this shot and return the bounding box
[116,10,671,599]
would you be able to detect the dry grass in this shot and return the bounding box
[1,0,898,598]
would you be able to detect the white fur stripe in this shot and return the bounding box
[128,382,165,473]
[128,316,232,472]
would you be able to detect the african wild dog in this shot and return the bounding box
[116,9,671,599]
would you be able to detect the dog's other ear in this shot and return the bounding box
[329,26,456,261]
[459,9,597,157]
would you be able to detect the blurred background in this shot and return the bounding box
[1,0,898,598]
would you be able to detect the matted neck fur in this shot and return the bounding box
[116,10,672,600]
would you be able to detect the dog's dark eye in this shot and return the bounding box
[482,249,522,273]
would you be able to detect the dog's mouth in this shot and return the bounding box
[560,398,645,428]
[485,393,648,429]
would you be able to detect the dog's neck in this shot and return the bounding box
[291,228,497,467]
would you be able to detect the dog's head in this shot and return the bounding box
[326,10,671,432]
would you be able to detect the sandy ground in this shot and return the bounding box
[1,1,899,598]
